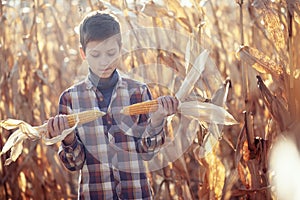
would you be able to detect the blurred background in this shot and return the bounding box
[1,0,300,199]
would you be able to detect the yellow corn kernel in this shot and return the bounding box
[120,100,159,115]
[66,110,106,127]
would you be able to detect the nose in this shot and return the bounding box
[98,56,110,66]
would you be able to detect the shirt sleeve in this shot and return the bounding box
[57,90,86,171]
[136,85,167,160]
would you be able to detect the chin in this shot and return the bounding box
[98,71,114,78]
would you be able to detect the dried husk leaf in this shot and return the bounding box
[176,49,210,101]
[198,82,232,158]
[179,101,238,125]
[0,129,26,155]
[4,133,27,165]
[121,99,237,125]
[0,119,78,165]
[0,109,105,165]
[0,118,29,130]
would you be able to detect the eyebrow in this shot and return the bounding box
[89,48,116,53]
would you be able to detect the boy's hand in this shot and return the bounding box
[150,96,179,127]
[47,115,75,145]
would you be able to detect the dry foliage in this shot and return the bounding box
[0,0,300,199]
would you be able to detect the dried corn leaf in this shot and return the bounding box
[251,0,270,9]
[262,9,286,52]
[257,76,292,131]
[235,125,246,167]
[166,0,188,19]
[141,1,170,18]
[293,69,300,79]
[198,131,218,158]
[181,182,194,199]
[287,0,300,21]
[184,36,191,74]
[205,149,225,198]
[177,17,193,32]
[295,10,300,24]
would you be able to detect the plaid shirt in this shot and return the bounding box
[58,70,165,200]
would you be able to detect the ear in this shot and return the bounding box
[79,47,86,60]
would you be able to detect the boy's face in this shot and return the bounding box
[85,38,120,78]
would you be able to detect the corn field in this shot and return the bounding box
[1,0,300,199]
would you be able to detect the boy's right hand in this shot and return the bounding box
[150,96,179,127]
[47,115,75,145]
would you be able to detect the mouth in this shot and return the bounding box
[103,68,113,72]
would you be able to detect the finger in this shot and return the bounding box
[161,97,171,115]
[47,117,54,138]
[53,115,60,134]
[63,115,69,129]
[157,97,164,109]
[59,115,65,132]
[172,96,179,113]
[164,96,173,114]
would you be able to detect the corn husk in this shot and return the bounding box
[0,109,105,165]
[176,49,210,101]
[121,99,237,125]
[179,101,237,125]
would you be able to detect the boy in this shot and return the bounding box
[47,11,178,199]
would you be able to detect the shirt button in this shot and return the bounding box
[99,97,104,101]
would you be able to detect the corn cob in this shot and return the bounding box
[66,110,106,126]
[120,100,159,115]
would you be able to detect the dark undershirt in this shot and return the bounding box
[88,68,119,107]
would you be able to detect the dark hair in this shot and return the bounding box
[79,11,121,53]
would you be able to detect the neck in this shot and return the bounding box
[88,68,118,90]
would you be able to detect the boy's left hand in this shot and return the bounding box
[150,96,179,127]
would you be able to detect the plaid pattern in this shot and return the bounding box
[58,70,165,200]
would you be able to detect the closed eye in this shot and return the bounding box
[107,49,117,57]
[89,51,100,58]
